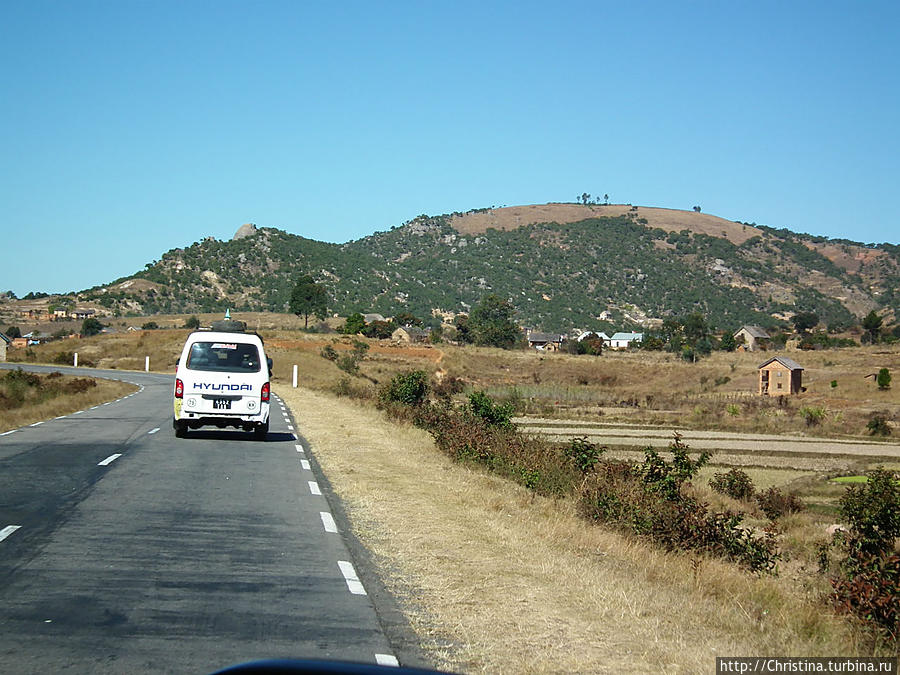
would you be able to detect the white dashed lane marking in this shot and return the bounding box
[148,427,160,435]
[295,444,304,454]
[97,454,122,467]
[337,561,367,595]
[0,430,15,437]
[29,421,44,427]
[300,459,311,471]
[375,654,399,667]
[308,481,321,496]
[320,512,337,533]
[0,525,22,543]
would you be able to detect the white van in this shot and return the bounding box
[173,319,272,439]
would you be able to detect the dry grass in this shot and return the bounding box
[278,386,868,673]
[0,375,137,433]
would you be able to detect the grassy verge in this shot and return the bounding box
[278,386,867,673]
[0,369,137,432]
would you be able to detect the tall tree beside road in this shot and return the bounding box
[290,275,328,329]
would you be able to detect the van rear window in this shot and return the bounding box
[186,342,261,373]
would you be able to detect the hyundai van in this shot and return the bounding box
[173,320,271,439]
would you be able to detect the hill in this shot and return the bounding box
[4,204,899,334]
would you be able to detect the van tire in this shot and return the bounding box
[174,420,188,438]
[253,420,269,441]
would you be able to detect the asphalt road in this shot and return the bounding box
[0,365,407,674]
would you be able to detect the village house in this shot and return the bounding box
[576,330,611,343]
[734,325,771,352]
[70,308,96,320]
[758,356,804,396]
[608,332,643,350]
[391,325,430,343]
[526,331,566,351]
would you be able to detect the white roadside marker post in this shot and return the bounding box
[293,364,298,388]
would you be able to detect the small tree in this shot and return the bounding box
[877,368,891,391]
[341,313,367,335]
[792,311,819,334]
[862,310,883,344]
[183,316,200,330]
[5,325,21,339]
[81,317,103,337]
[290,275,328,329]
[468,294,521,349]
[718,332,736,352]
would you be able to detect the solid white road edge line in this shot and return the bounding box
[98,454,123,466]
[308,481,322,496]
[337,561,367,595]
[375,654,400,667]
[320,512,337,533]
[0,525,22,543]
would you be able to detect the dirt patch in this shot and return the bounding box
[449,203,762,245]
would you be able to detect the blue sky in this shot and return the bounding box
[2,1,898,297]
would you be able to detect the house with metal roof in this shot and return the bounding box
[608,332,643,350]
[735,325,771,352]
[758,356,804,396]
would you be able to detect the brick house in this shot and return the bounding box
[758,356,804,396]
[735,325,771,352]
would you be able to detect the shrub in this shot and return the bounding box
[755,487,805,519]
[826,468,900,639]
[578,440,778,573]
[709,468,756,501]
[839,467,900,558]
[830,552,899,641]
[866,413,891,436]
[876,368,891,391]
[799,406,826,427]
[379,370,429,407]
[432,374,465,401]
[336,355,359,375]
[563,436,605,474]
[866,413,892,436]
[332,377,369,399]
[53,351,75,365]
[467,390,515,430]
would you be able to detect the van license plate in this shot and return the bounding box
[213,398,231,410]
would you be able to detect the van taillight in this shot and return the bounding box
[175,378,184,399]
[261,382,270,403]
